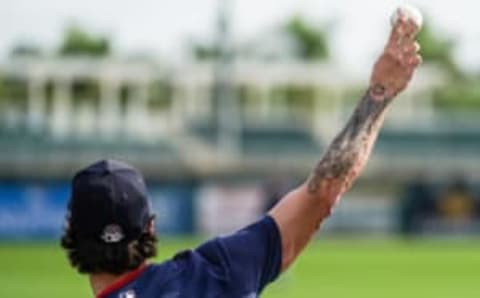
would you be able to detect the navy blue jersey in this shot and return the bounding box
[98,216,282,298]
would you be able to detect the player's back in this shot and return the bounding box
[98,216,282,298]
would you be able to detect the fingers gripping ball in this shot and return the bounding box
[390,4,423,31]
[369,5,423,100]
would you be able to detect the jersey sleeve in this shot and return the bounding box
[195,216,282,292]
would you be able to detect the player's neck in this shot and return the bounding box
[89,264,148,297]
[90,273,123,296]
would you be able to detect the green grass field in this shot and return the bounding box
[1,238,479,297]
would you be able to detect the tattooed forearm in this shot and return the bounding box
[307,88,392,203]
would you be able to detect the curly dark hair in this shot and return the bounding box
[60,227,158,275]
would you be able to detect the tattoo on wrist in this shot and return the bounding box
[369,83,394,101]
[370,84,386,97]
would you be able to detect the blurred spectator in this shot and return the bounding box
[400,174,480,235]
[399,174,436,235]
[437,176,475,221]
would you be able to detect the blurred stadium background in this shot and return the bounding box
[1,0,480,297]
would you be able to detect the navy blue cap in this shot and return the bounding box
[68,159,152,243]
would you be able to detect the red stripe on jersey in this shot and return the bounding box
[97,264,148,298]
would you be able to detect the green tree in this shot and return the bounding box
[285,16,329,61]
[434,81,480,111]
[193,43,221,61]
[417,20,460,77]
[416,20,480,110]
[59,25,111,57]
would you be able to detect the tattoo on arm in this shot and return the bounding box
[307,88,393,204]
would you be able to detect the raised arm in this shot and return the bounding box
[269,16,422,271]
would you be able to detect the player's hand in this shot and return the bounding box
[369,15,422,101]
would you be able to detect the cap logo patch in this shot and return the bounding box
[101,224,125,243]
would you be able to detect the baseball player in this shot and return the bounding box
[61,12,422,298]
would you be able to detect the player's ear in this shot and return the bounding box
[147,216,156,235]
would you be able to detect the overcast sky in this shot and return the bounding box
[2,0,480,74]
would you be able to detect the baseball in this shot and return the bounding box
[390,4,423,30]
